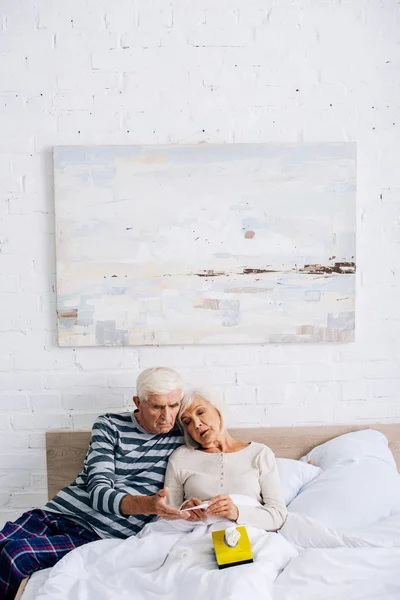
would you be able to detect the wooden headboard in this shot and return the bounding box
[45,424,400,499]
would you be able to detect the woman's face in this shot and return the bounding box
[180,397,222,446]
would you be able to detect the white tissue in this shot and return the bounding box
[224,526,241,548]
[170,546,193,560]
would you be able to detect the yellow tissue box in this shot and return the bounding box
[212,526,253,569]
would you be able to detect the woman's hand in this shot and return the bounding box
[207,495,239,521]
[181,497,207,521]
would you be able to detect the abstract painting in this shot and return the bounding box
[54,143,356,346]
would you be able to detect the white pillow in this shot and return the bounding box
[300,429,396,471]
[289,430,400,530]
[288,458,400,529]
[276,458,322,506]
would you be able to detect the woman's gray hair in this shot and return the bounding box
[136,367,184,403]
[178,388,228,448]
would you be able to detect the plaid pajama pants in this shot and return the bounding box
[0,509,100,600]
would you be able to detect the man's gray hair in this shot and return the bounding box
[178,388,228,448]
[136,367,184,403]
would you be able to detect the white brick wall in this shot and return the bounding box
[0,0,400,527]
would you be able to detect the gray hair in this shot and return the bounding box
[136,367,184,403]
[178,388,228,448]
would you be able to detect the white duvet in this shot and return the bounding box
[35,517,297,600]
[273,547,400,600]
[274,511,400,600]
[33,511,400,600]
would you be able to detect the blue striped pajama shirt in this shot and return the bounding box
[45,412,184,539]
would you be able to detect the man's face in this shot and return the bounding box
[134,389,182,434]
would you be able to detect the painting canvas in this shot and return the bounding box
[54,143,356,346]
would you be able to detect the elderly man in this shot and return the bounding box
[0,367,187,600]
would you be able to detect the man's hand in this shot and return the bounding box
[206,495,239,521]
[181,497,207,521]
[120,488,189,520]
[150,488,189,520]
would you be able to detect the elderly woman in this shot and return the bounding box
[165,389,287,530]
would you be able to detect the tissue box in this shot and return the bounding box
[212,526,253,569]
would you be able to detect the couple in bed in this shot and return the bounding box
[0,367,287,600]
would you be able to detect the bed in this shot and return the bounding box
[18,423,400,600]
